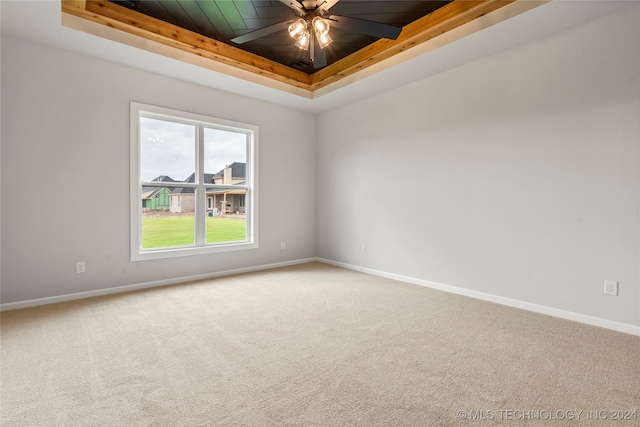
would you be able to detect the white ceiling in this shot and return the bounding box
[1,0,635,114]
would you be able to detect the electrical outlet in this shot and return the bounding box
[604,280,618,296]
[361,244,366,254]
[76,261,86,274]
[281,242,286,250]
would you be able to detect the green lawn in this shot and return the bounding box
[142,215,246,249]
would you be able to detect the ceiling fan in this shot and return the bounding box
[230,0,403,69]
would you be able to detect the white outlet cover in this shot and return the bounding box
[604,280,618,296]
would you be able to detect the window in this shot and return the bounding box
[130,102,258,261]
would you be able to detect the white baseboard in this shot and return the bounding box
[317,258,640,337]
[4,257,638,336]
[0,258,319,312]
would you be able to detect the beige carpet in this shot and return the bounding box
[1,262,638,426]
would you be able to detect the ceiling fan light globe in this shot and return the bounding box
[288,19,307,39]
[317,32,333,49]
[295,30,311,50]
[312,17,330,35]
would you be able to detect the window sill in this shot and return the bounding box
[131,241,258,262]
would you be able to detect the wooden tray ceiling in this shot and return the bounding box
[112,0,453,74]
[61,0,537,95]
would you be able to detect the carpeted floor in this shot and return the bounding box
[1,262,638,426]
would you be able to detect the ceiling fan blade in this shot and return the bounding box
[317,0,340,13]
[231,21,294,44]
[328,15,402,40]
[279,0,304,14]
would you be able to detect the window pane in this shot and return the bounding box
[203,127,247,185]
[205,192,247,244]
[141,187,195,249]
[140,117,195,183]
[203,127,248,245]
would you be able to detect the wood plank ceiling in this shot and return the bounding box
[61,1,533,95]
[112,0,452,74]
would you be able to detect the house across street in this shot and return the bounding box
[142,162,246,216]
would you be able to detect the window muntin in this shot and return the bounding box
[130,102,258,261]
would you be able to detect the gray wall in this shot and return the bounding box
[1,38,317,303]
[317,6,640,327]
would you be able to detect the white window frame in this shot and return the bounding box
[130,102,258,261]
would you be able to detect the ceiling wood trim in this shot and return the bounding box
[61,0,537,95]
[310,0,516,89]
[62,0,314,89]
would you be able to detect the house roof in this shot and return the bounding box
[171,173,216,194]
[141,189,155,200]
[142,175,177,197]
[141,187,166,199]
[171,166,245,194]
[213,162,246,179]
[151,175,176,182]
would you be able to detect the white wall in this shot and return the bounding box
[1,37,317,304]
[318,6,640,327]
